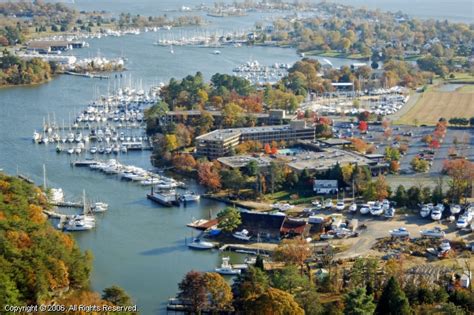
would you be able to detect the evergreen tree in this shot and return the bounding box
[376,277,411,315]
[393,185,408,207]
[344,287,376,315]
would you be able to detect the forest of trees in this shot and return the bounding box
[0,173,134,311]
[0,50,56,86]
[176,239,474,314]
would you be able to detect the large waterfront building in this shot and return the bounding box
[196,120,316,159]
[159,108,290,128]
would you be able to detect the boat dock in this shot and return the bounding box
[71,160,99,167]
[64,71,109,79]
[147,192,180,207]
[51,201,84,208]
[43,209,73,229]
[219,243,276,254]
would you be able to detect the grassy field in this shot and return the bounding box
[397,89,474,125]
[304,50,368,60]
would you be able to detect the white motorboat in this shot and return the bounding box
[233,229,251,241]
[92,202,108,213]
[456,216,469,229]
[360,204,370,215]
[63,216,95,231]
[439,240,451,252]
[33,130,41,142]
[67,148,74,154]
[90,147,97,154]
[431,209,442,221]
[312,200,322,209]
[213,50,221,55]
[215,257,241,275]
[384,207,395,219]
[49,188,64,203]
[324,199,333,209]
[181,192,200,202]
[435,203,445,212]
[187,238,214,250]
[450,204,462,215]
[349,203,357,212]
[382,199,390,210]
[389,227,410,238]
[420,204,432,218]
[420,227,445,238]
[335,200,345,211]
[370,202,383,216]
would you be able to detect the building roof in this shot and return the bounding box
[318,138,352,146]
[196,124,305,142]
[280,218,307,235]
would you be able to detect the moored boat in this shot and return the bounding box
[187,238,214,250]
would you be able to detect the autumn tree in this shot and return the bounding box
[197,162,221,191]
[351,138,369,153]
[443,159,474,203]
[171,153,197,172]
[233,266,270,312]
[203,272,233,312]
[250,287,304,315]
[273,238,311,275]
[374,175,389,200]
[216,207,241,232]
[178,270,207,314]
[174,123,193,148]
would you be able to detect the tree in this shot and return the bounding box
[344,287,376,315]
[341,164,355,185]
[178,270,207,314]
[234,267,270,312]
[216,207,241,232]
[197,162,221,191]
[251,287,304,315]
[267,161,285,194]
[443,159,474,203]
[220,168,246,195]
[271,265,308,294]
[411,157,430,173]
[203,272,233,312]
[163,134,178,152]
[358,121,368,133]
[175,123,192,148]
[102,285,132,306]
[376,277,411,315]
[374,175,389,201]
[385,147,400,162]
[393,185,408,207]
[274,239,310,275]
[245,160,259,176]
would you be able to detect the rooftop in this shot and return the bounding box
[196,124,307,142]
[218,147,375,171]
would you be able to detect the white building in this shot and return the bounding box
[313,180,338,194]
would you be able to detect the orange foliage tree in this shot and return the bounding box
[198,162,222,191]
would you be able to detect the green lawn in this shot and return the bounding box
[304,50,368,60]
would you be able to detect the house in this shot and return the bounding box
[313,180,338,194]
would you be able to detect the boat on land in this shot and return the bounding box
[450,204,462,214]
[349,203,357,212]
[215,257,241,275]
[389,227,410,238]
[431,209,442,221]
[233,229,251,241]
[187,238,214,250]
[359,204,370,215]
[335,200,345,211]
[420,203,433,218]
[420,227,445,238]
